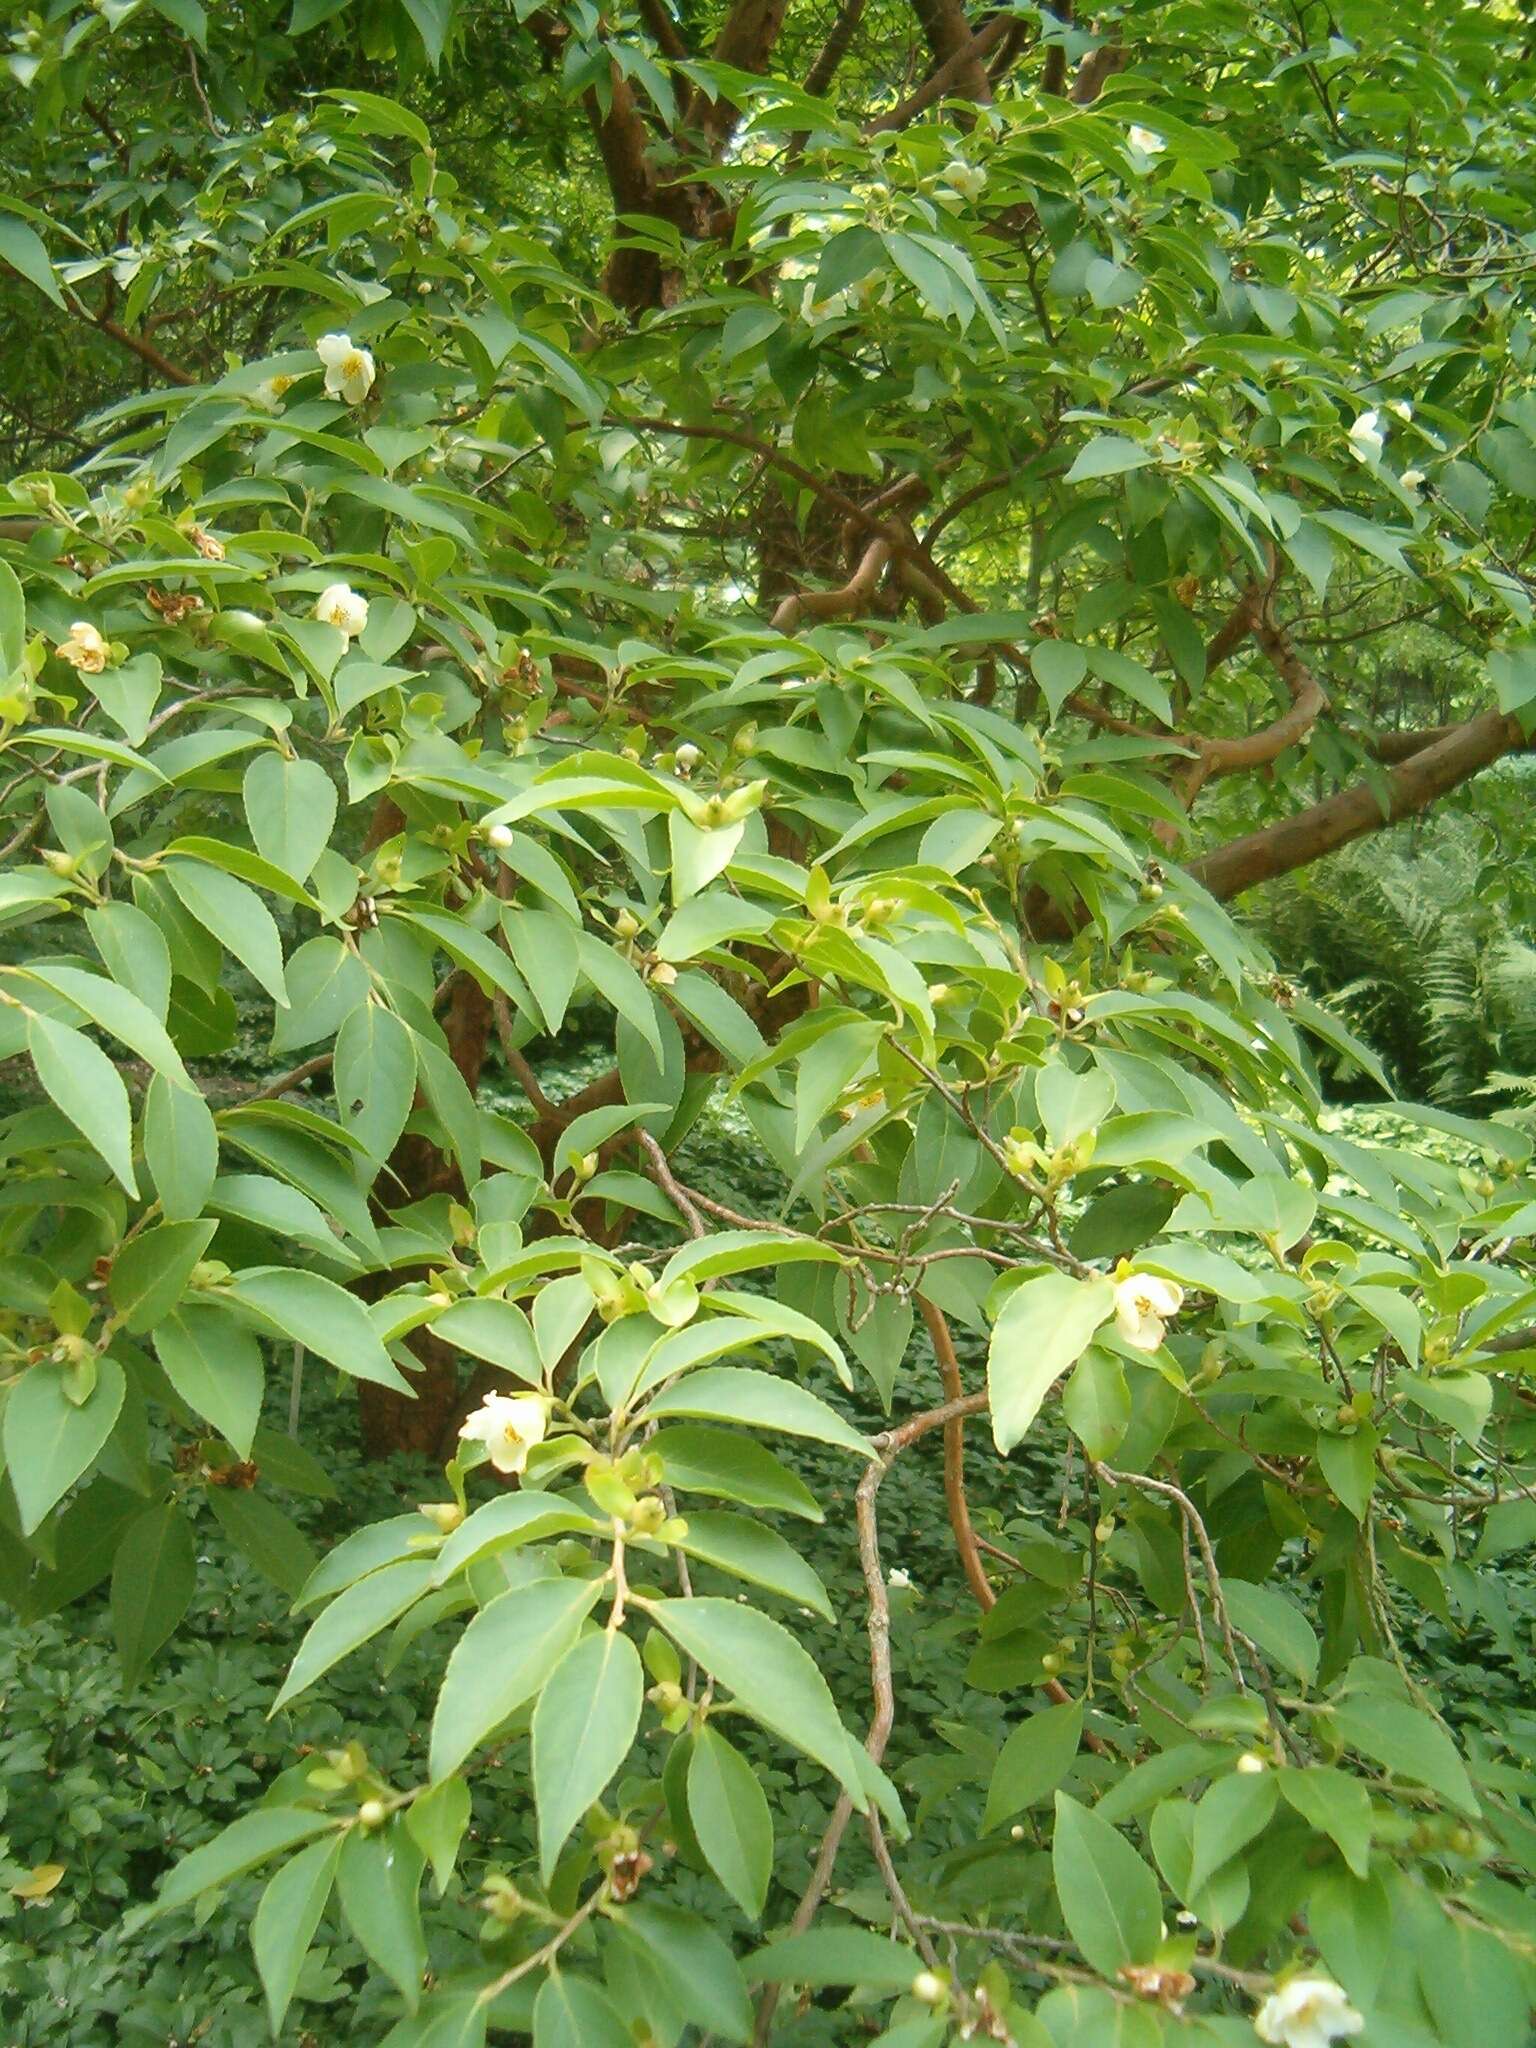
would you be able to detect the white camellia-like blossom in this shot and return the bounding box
[1347,410,1385,463]
[888,1567,913,1589]
[316,332,376,405]
[251,372,295,412]
[54,621,109,673]
[1113,1273,1184,1352]
[942,158,987,200]
[1128,125,1167,157]
[1401,468,1426,497]
[458,1391,550,1476]
[1253,1976,1364,2048]
[313,582,369,639]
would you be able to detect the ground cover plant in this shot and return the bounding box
[3,1,1536,2042]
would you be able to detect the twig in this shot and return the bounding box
[639,1127,706,1238]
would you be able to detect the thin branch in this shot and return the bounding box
[864,13,1011,133]
[917,1295,995,1610]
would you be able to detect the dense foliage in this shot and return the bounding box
[4,1,1536,2044]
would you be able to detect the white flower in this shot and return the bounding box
[888,1567,913,1590]
[313,582,369,639]
[1387,399,1413,422]
[250,372,294,412]
[1113,1273,1184,1353]
[1128,125,1166,158]
[55,621,109,673]
[941,159,987,200]
[458,1391,549,1476]
[800,280,850,325]
[316,332,376,405]
[1236,1751,1268,1774]
[1400,467,1426,498]
[1253,1976,1364,2048]
[1347,410,1385,464]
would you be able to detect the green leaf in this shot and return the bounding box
[1400,1370,1492,1446]
[746,1926,919,1987]
[274,1558,438,1710]
[533,1973,634,2048]
[1278,1766,1372,1879]
[533,1627,643,1882]
[656,891,777,963]
[1316,1425,1376,1522]
[430,1296,541,1379]
[429,1575,604,1780]
[1328,1695,1477,1816]
[163,858,288,1007]
[648,1598,865,1805]
[675,1510,832,1619]
[428,1491,602,1585]
[334,999,418,1163]
[320,86,432,148]
[228,1267,412,1393]
[984,1699,1084,1832]
[143,1075,219,1222]
[206,1488,318,1598]
[108,1220,216,1335]
[153,1306,265,1457]
[0,556,23,671]
[1031,640,1089,719]
[687,1723,773,1919]
[612,1900,753,2045]
[405,1776,471,1895]
[1186,1769,1278,1897]
[337,1821,426,2009]
[1065,435,1155,482]
[1052,1792,1162,1979]
[988,1273,1116,1454]
[26,1010,138,1195]
[111,1502,197,1686]
[0,211,65,308]
[651,1424,823,1521]
[242,753,338,883]
[1061,1350,1130,1461]
[149,0,208,44]
[1223,1580,1319,1687]
[3,1356,126,1535]
[153,1808,336,1915]
[253,1833,342,2036]
[642,1366,872,1458]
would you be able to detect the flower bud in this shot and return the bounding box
[357,1798,387,1828]
[418,1500,464,1533]
[910,1970,947,2006]
[1236,1752,1267,1775]
[485,822,514,849]
[614,907,640,939]
[628,1495,668,1537]
[481,1873,524,1922]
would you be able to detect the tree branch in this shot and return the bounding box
[909,0,994,105]
[803,0,869,94]
[770,535,892,630]
[864,13,1011,132]
[1191,707,1533,901]
[61,289,196,387]
[918,1295,995,1610]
